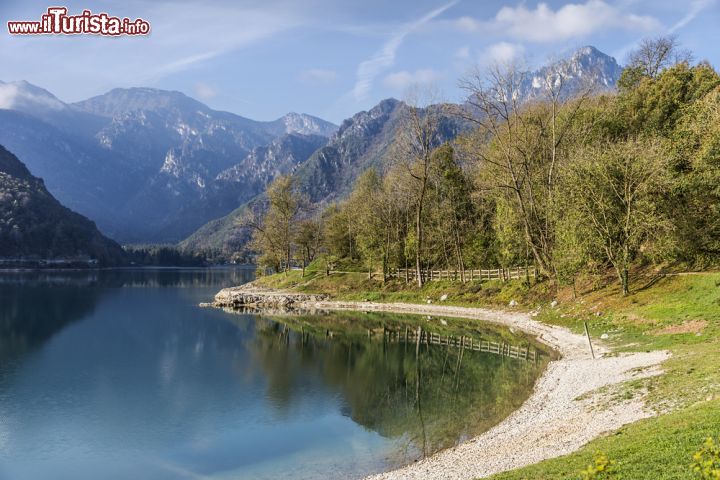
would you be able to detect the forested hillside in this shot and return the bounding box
[250,37,720,295]
[0,145,125,264]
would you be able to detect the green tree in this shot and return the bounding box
[563,139,670,295]
[295,218,322,277]
[430,143,476,280]
[346,169,387,279]
[395,92,443,286]
[667,87,720,263]
[460,62,593,278]
[247,175,304,274]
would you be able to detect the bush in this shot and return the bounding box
[581,453,617,480]
[692,438,720,479]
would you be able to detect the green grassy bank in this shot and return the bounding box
[252,261,720,479]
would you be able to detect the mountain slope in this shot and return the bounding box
[124,132,328,242]
[0,145,125,264]
[181,98,471,254]
[0,83,337,243]
[181,45,627,255]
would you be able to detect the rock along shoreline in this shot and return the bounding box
[207,283,670,480]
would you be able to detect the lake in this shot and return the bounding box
[0,268,550,480]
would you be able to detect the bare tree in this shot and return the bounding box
[627,35,693,79]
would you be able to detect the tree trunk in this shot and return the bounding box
[621,267,629,296]
[285,244,290,276]
[415,189,425,288]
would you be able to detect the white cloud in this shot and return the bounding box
[455,16,481,32]
[382,69,443,90]
[352,1,457,101]
[299,68,338,85]
[456,0,660,43]
[194,82,217,100]
[139,4,305,81]
[0,82,65,110]
[669,0,716,33]
[0,3,309,92]
[454,46,471,59]
[481,42,525,65]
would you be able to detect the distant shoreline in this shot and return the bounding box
[212,284,669,480]
[0,264,256,273]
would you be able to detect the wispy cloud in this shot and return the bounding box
[299,68,338,85]
[383,69,443,90]
[352,1,457,101]
[455,0,660,43]
[669,0,716,32]
[454,46,470,59]
[137,3,305,82]
[481,42,526,65]
[194,82,217,100]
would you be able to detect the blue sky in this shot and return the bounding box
[1,0,718,123]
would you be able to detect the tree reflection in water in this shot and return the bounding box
[242,311,553,467]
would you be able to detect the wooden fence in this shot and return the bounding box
[387,266,536,283]
[382,327,538,363]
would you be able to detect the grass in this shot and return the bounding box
[254,260,720,479]
[488,399,720,480]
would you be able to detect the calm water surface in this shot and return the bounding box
[0,268,550,480]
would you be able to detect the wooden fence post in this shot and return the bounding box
[583,321,596,359]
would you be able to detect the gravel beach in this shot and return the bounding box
[212,287,670,479]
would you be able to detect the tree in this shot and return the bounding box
[668,86,720,262]
[431,143,475,280]
[321,203,358,275]
[346,169,386,279]
[246,175,304,275]
[563,139,670,295]
[621,35,692,88]
[458,61,592,278]
[394,91,442,286]
[295,218,322,277]
[618,62,720,136]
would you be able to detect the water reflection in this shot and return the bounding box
[0,267,253,365]
[0,269,550,480]
[243,312,550,466]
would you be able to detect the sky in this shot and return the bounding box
[0,0,718,124]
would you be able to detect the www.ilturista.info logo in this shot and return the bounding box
[7,7,150,36]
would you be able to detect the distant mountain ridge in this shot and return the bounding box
[0,82,337,242]
[0,45,624,251]
[181,45,627,255]
[181,98,472,253]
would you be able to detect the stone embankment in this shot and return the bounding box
[208,284,328,308]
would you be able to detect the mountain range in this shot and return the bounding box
[0,82,337,243]
[0,45,624,259]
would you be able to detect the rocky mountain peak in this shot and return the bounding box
[520,45,623,102]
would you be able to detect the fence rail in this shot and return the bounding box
[382,327,538,362]
[387,266,536,283]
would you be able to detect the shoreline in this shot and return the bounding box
[210,285,670,480]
